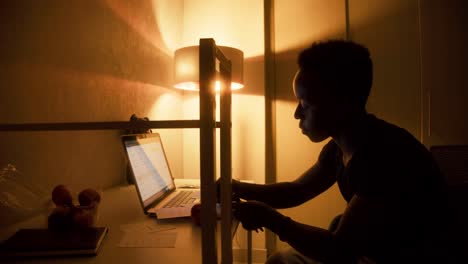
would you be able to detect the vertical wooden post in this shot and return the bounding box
[199,38,218,264]
[219,49,233,264]
[264,0,277,256]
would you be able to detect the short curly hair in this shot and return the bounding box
[298,40,373,107]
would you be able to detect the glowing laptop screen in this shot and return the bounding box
[124,135,174,205]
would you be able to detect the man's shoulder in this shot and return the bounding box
[319,140,340,160]
[364,114,413,139]
[360,114,426,155]
[321,139,339,153]
[315,140,340,170]
[352,115,439,187]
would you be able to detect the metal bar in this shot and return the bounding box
[247,230,253,264]
[219,49,233,264]
[0,120,223,131]
[264,0,277,257]
[199,38,218,264]
[345,0,350,41]
[417,0,425,144]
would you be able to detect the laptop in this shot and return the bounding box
[121,133,200,219]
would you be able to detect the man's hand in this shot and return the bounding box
[234,200,289,234]
[216,178,240,203]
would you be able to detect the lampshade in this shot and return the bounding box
[173,45,244,91]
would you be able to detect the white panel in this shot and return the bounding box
[349,0,422,139]
[274,0,347,251]
[419,0,468,146]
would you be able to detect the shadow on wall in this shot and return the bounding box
[239,46,309,100]
[275,47,306,102]
[239,55,265,96]
[0,0,172,87]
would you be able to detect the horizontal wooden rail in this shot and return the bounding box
[0,120,223,131]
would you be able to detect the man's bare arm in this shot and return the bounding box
[234,163,336,208]
[277,194,389,263]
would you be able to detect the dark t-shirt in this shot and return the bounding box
[318,114,451,262]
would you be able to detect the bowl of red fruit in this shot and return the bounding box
[48,185,102,230]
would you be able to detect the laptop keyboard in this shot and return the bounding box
[163,190,195,208]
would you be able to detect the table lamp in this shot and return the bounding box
[173,45,244,91]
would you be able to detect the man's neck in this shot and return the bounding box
[332,111,368,165]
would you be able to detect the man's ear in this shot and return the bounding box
[339,93,361,111]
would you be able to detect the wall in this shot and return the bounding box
[0,0,185,192]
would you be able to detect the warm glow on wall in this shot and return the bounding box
[181,0,264,58]
[104,0,183,55]
[173,45,244,91]
[275,0,346,53]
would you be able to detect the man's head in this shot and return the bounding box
[293,40,373,142]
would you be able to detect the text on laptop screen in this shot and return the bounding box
[124,136,173,202]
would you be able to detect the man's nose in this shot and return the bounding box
[294,104,303,119]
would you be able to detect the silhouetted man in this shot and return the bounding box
[231,40,453,263]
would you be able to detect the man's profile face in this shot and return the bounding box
[293,69,338,142]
